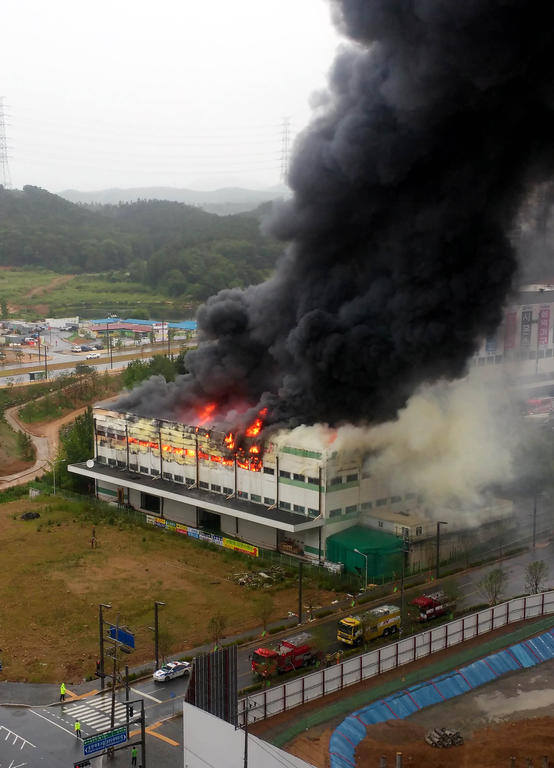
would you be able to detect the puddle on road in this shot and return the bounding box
[475,687,554,719]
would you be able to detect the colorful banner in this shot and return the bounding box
[538,305,550,347]
[145,515,259,557]
[520,308,533,347]
[504,311,517,350]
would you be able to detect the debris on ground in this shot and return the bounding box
[230,565,287,588]
[425,728,464,748]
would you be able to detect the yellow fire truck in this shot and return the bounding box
[337,604,401,646]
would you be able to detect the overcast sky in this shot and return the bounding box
[1,0,343,193]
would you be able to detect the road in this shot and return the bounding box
[0,535,551,768]
[0,674,189,768]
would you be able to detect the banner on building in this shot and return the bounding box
[504,311,517,350]
[520,308,533,347]
[538,305,550,347]
[485,335,497,354]
[145,514,259,557]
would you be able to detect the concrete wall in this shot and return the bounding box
[237,518,277,549]
[183,702,315,768]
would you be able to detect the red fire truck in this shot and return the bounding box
[410,590,454,622]
[251,632,322,678]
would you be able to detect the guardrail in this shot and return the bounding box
[238,590,554,725]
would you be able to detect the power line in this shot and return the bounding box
[0,97,12,189]
[280,116,291,182]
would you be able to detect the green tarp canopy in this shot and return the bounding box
[326,525,403,582]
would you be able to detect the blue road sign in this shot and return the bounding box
[83,725,127,755]
[108,625,135,649]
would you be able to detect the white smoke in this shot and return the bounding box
[273,376,517,505]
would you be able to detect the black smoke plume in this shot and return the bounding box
[117,0,554,430]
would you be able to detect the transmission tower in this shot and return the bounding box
[0,98,11,189]
[280,116,291,182]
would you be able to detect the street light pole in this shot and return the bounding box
[154,601,165,671]
[98,603,112,691]
[354,548,368,590]
[435,521,448,580]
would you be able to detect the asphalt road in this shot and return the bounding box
[0,534,552,768]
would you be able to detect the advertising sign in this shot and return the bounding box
[538,305,550,347]
[520,308,533,347]
[485,335,497,354]
[146,515,259,557]
[504,311,517,350]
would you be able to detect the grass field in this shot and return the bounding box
[0,267,195,320]
[0,419,34,474]
[0,496,337,684]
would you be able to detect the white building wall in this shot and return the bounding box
[237,519,277,549]
[183,703,316,768]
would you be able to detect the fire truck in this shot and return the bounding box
[410,590,454,622]
[337,604,401,646]
[251,632,322,678]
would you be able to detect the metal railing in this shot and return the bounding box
[238,590,554,725]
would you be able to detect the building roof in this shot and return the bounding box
[90,317,197,330]
[68,462,322,533]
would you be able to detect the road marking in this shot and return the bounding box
[131,687,161,703]
[0,725,36,751]
[67,688,99,701]
[130,721,179,747]
[30,708,74,737]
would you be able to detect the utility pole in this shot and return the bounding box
[110,613,120,728]
[98,603,112,690]
[243,697,249,768]
[43,344,48,380]
[154,601,165,670]
[533,493,537,549]
[436,521,448,580]
[280,116,291,182]
[297,562,303,625]
[0,97,11,189]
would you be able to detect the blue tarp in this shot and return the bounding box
[330,627,554,768]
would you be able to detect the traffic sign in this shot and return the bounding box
[108,625,135,649]
[83,725,127,755]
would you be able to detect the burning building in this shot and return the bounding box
[68,404,425,569]
[68,404,514,577]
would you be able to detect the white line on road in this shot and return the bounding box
[29,708,74,737]
[131,687,162,703]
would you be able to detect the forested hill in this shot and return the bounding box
[0,185,282,300]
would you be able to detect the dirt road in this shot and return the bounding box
[0,404,88,486]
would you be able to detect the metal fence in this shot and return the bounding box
[238,590,554,725]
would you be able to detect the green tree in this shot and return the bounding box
[525,560,549,594]
[478,567,506,606]
[253,594,274,632]
[57,406,94,490]
[207,612,227,648]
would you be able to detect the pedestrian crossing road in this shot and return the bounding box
[45,693,130,737]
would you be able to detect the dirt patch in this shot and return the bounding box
[0,497,339,684]
[25,274,74,299]
[280,647,554,767]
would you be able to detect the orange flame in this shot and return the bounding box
[249,445,260,454]
[245,418,263,438]
[196,402,216,426]
[224,432,235,451]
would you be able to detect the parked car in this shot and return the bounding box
[152,661,191,682]
[80,345,93,352]
[71,345,82,352]
[86,352,101,359]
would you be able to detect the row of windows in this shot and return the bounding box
[473,348,554,367]
[273,469,320,485]
[329,473,359,486]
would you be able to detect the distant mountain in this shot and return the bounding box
[59,184,290,215]
[0,186,282,300]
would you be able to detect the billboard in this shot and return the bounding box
[504,311,517,350]
[538,305,550,347]
[145,515,259,557]
[520,308,533,347]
